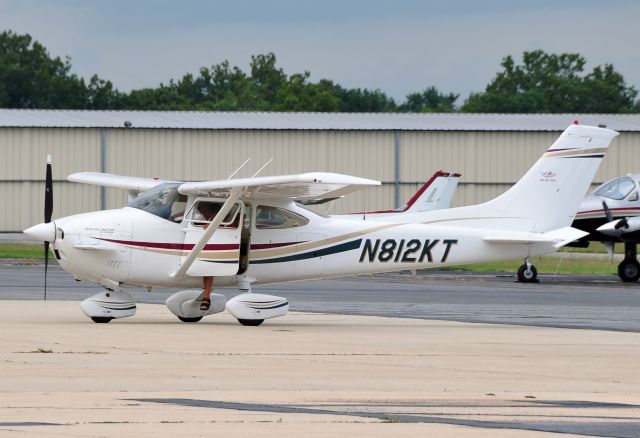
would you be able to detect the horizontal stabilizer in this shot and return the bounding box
[484,226,587,248]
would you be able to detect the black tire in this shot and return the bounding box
[91,317,113,323]
[618,259,640,282]
[517,264,538,283]
[238,319,264,326]
[178,316,203,323]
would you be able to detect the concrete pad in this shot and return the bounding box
[0,300,639,437]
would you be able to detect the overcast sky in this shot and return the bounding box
[0,0,638,102]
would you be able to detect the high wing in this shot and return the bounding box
[178,172,381,200]
[68,172,177,191]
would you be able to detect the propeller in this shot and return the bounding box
[22,154,60,300]
[601,200,616,259]
[602,200,613,222]
[602,199,630,231]
[44,154,53,301]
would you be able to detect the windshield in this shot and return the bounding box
[129,183,187,223]
[594,177,635,200]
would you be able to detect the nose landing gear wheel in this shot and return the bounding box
[238,319,264,326]
[178,316,203,323]
[517,264,538,283]
[90,317,113,323]
[618,259,640,282]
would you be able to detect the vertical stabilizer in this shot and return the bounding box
[480,124,618,232]
[404,171,461,213]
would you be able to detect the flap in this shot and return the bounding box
[178,172,380,200]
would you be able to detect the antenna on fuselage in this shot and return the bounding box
[251,158,274,177]
[227,157,251,179]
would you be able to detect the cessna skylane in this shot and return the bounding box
[24,124,618,325]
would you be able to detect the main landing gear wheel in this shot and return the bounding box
[618,259,640,282]
[238,319,264,326]
[178,316,203,323]
[90,317,113,323]
[517,264,538,283]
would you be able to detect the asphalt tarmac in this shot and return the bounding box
[2,261,639,332]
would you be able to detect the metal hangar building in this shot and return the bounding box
[1,109,639,232]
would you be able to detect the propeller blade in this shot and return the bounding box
[601,200,613,222]
[43,154,53,301]
[44,241,49,301]
[45,154,53,223]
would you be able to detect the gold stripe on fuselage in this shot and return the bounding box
[116,223,401,261]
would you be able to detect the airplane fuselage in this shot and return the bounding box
[50,200,552,291]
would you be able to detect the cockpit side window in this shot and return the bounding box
[594,177,636,201]
[255,205,309,229]
[129,183,187,223]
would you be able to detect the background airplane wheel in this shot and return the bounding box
[90,317,113,323]
[178,316,203,323]
[618,259,640,282]
[238,319,264,326]
[517,264,538,283]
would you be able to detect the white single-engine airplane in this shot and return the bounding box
[24,124,618,325]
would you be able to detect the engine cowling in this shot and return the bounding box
[225,293,289,322]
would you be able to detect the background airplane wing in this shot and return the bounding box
[68,172,177,191]
[178,172,380,200]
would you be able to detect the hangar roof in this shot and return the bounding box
[0,109,638,131]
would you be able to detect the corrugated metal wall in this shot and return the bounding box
[1,127,638,231]
[0,128,101,231]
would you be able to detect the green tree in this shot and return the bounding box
[119,83,191,110]
[86,75,122,109]
[399,86,458,112]
[0,31,117,109]
[132,52,396,112]
[332,85,397,112]
[462,50,637,113]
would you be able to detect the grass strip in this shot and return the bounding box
[443,256,617,276]
[0,243,45,259]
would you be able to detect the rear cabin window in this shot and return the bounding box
[255,206,309,229]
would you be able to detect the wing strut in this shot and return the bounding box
[169,187,241,278]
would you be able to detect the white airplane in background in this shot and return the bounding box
[24,124,618,325]
[345,170,461,217]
